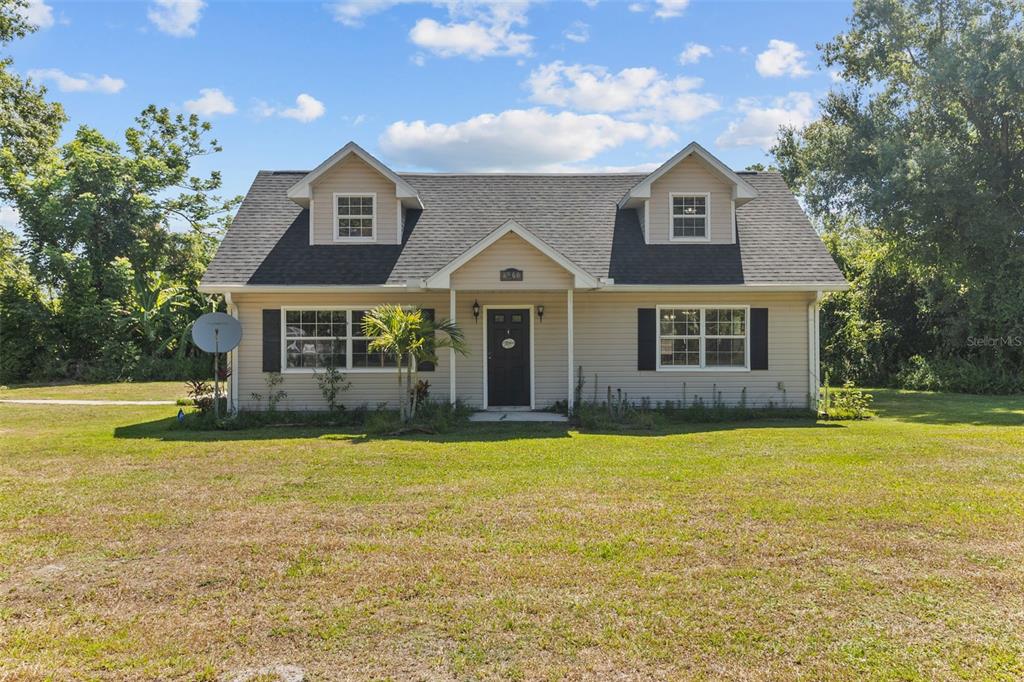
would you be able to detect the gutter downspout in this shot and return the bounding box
[808,290,822,408]
[225,291,238,414]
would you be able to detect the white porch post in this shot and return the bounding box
[449,288,457,404]
[567,288,574,411]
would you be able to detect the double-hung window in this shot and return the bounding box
[658,306,748,369]
[334,193,375,240]
[670,193,709,240]
[284,308,397,371]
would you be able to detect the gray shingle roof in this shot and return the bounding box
[202,170,846,287]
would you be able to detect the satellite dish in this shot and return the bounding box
[191,312,242,353]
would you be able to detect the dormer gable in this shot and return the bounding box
[619,141,758,209]
[288,142,423,246]
[620,142,758,246]
[287,142,422,207]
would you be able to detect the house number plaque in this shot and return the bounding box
[501,338,516,349]
[500,268,524,282]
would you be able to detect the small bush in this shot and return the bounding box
[818,382,874,420]
[179,399,472,435]
[315,367,350,412]
[571,394,812,431]
[186,378,213,415]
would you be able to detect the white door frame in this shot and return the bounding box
[482,304,536,410]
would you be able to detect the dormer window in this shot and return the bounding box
[670,193,709,240]
[334,193,375,241]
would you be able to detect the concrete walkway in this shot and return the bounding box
[469,410,568,423]
[0,399,176,406]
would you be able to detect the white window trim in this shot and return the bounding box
[655,304,750,372]
[332,192,377,243]
[280,305,407,373]
[668,192,712,242]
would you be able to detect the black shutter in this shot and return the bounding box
[262,309,281,373]
[750,308,768,370]
[419,308,436,372]
[637,308,657,371]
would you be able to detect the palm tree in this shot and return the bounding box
[361,305,467,422]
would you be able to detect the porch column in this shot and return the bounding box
[449,288,457,404]
[567,288,574,411]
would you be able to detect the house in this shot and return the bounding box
[199,141,847,412]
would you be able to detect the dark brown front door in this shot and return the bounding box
[487,309,530,407]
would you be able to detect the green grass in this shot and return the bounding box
[0,380,187,401]
[1,387,1022,679]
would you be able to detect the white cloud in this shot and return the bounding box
[829,69,845,83]
[328,0,409,27]
[581,0,599,7]
[409,2,534,58]
[755,39,810,77]
[679,42,710,65]
[27,68,125,94]
[627,3,644,11]
[379,108,675,172]
[716,92,816,149]
[564,20,589,43]
[410,53,426,66]
[329,2,540,59]
[526,61,719,123]
[184,88,236,116]
[19,0,54,29]
[256,93,326,123]
[654,0,689,18]
[148,0,204,37]
[0,204,20,231]
[282,94,326,122]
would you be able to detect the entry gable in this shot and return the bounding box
[425,219,599,289]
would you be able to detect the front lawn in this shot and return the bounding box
[1,389,1022,679]
[0,380,186,402]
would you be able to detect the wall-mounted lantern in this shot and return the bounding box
[537,305,545,323]
[472,300,481,323]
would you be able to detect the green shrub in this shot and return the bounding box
[315,367,350,412]
[818,382,874,420]
[571,395,812,431]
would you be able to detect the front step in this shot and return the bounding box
[469,411,568,423]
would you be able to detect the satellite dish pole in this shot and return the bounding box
[213,326,220,420]
[191,312,243,419]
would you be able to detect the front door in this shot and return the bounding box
[487,308,531,407]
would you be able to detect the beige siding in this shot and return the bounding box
[232,290,813,411]
[453,291,570,409]
[451,233,572,291]
[310,155,400,245]
[648,154,734,244]
[573,292,814,407]
[233,292,448,410]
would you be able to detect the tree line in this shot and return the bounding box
[0,0,238,383]
[1,0,1021,393]
[773,0,1023,393]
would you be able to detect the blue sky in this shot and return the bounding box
[6,0,852,226]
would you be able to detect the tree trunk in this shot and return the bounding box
[410,352,418,419]
[396,355,407,422]
[404,355,413,422]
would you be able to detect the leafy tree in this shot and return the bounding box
[3,107,239,292]
[0,228,52,382]
[774,0,1024,392]
[361,305,466,422]
[0,0,65,189]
